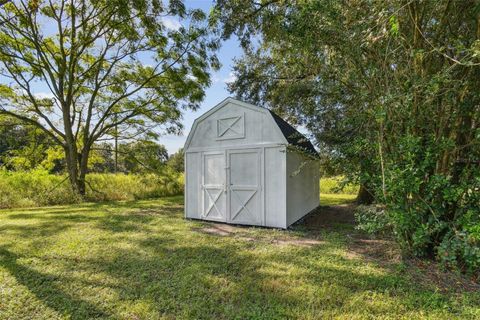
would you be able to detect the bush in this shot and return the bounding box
[320,176,359,195]
[0,169,77,208]
[355,205,480,275]
[436,208,480,275]
[354,205,392,235]
[438,229,480,275]
[377,137,480,275]
[85,171,184,201]
[0,169,184,208]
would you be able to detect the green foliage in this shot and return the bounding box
[0,169,183,208]
[117,141,169,173]
[0,125,176,175]
[438,230,480,275]
[382,136,480,273]
[320,176,358,195]
[320,177,358,205]
[216,0,480,274]
[166,148,185,172]
[0,169,78,208]
[85,170,184,202]
[355,205,392,235]
[0,116,59,171]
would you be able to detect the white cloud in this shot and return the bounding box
[211,74,222,83]
[162,17,182,31]
[224,72,237,84]
[211,72,237,85]
[34,92,56,100]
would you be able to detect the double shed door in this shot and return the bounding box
[201,148,262,225]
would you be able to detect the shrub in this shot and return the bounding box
[354,205,392,235]
[438,230,480,275]
[353,136,480,275]
[436,209,480,274]
[0,169,77,208]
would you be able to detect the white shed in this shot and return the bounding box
[184,98,319,229]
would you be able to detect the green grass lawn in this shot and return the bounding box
[0,196,478,319]
[320,193,357,206]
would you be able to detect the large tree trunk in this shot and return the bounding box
[62,100,87,196]
[64,143,82,196]
[64,139,91,197]
[356,183,375,205]
[78,146,90,197]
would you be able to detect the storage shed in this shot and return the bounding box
[184,98,319,229]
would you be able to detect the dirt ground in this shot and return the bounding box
[301,204,480,294]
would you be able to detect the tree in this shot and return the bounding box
[0,115,57,170]
[117,140,169,173]
[167,147,184,172]
[0,0,219,195]
[214,0,383,202]
[215,0,480,272]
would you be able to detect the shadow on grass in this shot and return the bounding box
[0,197,478,318]
[0,246,109,319]
[52,236,465,319]
[1,197,184,237]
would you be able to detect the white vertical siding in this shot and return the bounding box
[185,98,318,228]
[264,146,287,228]
[286,151,320,226]
[185,152,201,219]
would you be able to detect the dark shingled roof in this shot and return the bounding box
[268,110,317,156]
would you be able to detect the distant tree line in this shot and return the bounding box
[0,115,184,174]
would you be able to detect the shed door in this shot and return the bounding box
[228,149,262,225]
[202,151,227,221]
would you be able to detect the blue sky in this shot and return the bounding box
[162,37,241,153]
[161,36,242,154]
[0,1,243,154]
[161,0,242,154]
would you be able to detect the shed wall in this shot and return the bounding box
[185,146,288,228]
[286,151,320,226]
[264,146,287,228]
[185,152,201,219]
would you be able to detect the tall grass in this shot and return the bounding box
[0,171,356,209]
[0,169,183,209]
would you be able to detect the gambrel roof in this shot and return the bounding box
[185,97,317,155]
[268,110,317,155]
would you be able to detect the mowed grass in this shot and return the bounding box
[320,193,357,206]
[0,197,479,319]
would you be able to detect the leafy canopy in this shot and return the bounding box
[215,0,480,273]
[0,0,219,193]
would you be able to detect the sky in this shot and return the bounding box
[160,0,243,154]
[0,0,244,155]
[162,36,241,154]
